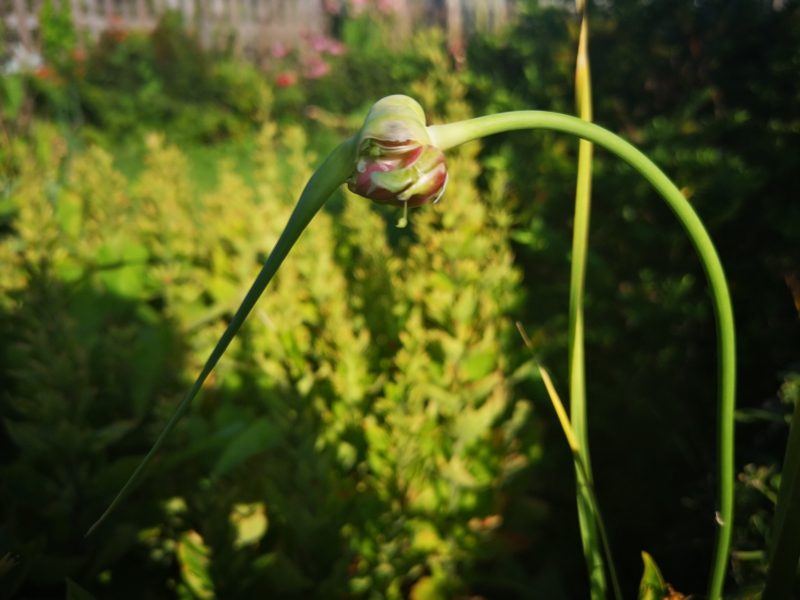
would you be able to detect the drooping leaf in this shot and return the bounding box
[210,418,280,480]
[65,579,98,600]
[251,552,313,594]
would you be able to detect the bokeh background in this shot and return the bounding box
[0,0,799,598]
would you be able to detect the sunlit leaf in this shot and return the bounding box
[176,530,215,600]
[409,576,445,600]
[409,521,443,554]
[230,502,268,549]
[459,346,496,382]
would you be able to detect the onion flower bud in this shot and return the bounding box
[348,96,448,220]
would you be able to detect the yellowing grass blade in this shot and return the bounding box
[516,323,622,600]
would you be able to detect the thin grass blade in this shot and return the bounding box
[517,323,623,600]
[569,1,605,596]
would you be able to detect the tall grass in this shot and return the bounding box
[567,1,606,597]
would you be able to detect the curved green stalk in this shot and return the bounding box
[430,112,736,600]
[86,135,358,537]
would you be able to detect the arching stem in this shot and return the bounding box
[86,136,358,537]
[430,112,736,600]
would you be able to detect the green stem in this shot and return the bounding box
[430,112,736,600]
[86,135,357,537]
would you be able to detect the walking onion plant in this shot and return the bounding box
[87,95,742,599]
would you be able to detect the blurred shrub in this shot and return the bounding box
[39,0,77,68]
[0,45,539,599]
[20,7,436,144]
[267,18,439,126]
[10,5,448,147]
[301,13,433,117]
[71,12,271,143]
[0,122,187,599]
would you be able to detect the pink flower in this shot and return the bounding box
[326,40,346,56]
[310,34,328,52]
[306,35,346,56]
[271,42,288,58]
[306,60,330,79]
[377,0,395,14]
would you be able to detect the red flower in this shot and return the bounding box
[326,41,346,56]
[275,71,298,87]
[271,42,288,58]
[34,65,54,80]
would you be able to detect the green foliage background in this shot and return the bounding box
[1,1,799,599]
